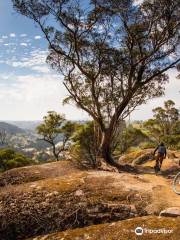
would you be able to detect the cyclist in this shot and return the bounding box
[154,142,167,173]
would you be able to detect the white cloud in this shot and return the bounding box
[2,49,49,74]
[134,0,143,5]
[131,69,180,121]
[0,71,89,121]
[25,39,31,43]
[0,73,14,80]
[31,65,50,73]
[10,33,16,38]
[34,35,42,40]
[1,68,178,121]
[0,30,178,121]
[20,43,28,47]
[20,34,27,37]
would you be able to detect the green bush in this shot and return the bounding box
[161,135,180,150]
[0,148,34,171]
[71,122,98,168]
[176,142,180,150]
[115,125,150,155]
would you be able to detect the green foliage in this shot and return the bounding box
[37,111,76,160]
[71,122,98,168]
[143,100,180,149]
[161,135,180,150]
[62,121,77,143]
[152,100,179,136]
[37,111,65,141]
[115,125,149,155]
[176,142,180,150]
[0,148,33,171]
[36,151,50,162]
[143,119,161,143]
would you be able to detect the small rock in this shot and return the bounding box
[46,191,59,198]
[132,153,154,166]
[86,206,99,213]
[130,205,137,213]
[160,207,180,217]
[53,191,59,195]
[74,189,84,196]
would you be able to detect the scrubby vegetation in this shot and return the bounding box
[143,100,180,149]
[70,100,180,169]
[114,124,150,155]
[71,121,98,168]
[37,111,76,161]
[0,148,34,171]
[0,100,179,172]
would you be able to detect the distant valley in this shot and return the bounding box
[0,121,52,161]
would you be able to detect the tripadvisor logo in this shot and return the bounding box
[135,227,144,235]
[134,226,173,235]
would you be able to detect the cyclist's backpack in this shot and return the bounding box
[158,146,166,154]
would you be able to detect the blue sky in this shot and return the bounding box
[0,0,179,121]
[0,0,89,121]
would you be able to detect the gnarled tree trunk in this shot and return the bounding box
[52,144,59,161]
[100,131,136,173]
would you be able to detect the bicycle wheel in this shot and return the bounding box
[173,172,180,195]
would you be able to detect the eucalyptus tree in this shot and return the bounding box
[37,111,75,160]
[13,0,180,170]
[144,100,180,148]
[144,100,180,142]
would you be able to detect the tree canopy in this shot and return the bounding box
[37,111,75,160]
[144,100,180,147]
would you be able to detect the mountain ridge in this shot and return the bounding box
[0,121,26,134]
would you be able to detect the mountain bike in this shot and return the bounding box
[172,172,180,195]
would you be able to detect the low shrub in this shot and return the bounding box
[0,148,34,171]
[71,122,98,169]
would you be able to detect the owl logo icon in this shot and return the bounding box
[135,227,144,235]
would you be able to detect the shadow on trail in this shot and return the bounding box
[135,165,179,179]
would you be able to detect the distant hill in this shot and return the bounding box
[6,121,42,131]
[7,120,87,131]
[0,122,26,134]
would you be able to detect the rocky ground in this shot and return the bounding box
[0,150,179,240]
[0,161,79,186]
[29,216,180,240]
